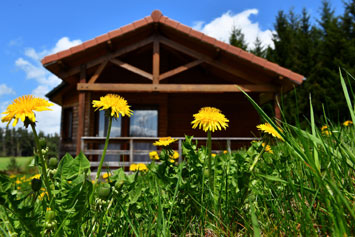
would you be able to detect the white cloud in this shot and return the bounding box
[14,37,82,134]
[192,9,275,49]
[0,84,15,97]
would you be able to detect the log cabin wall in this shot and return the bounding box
[59,90,259,156]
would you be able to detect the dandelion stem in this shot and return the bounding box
[90,116,112,203]
[96,116,112,181]
[207,131,213,191]
[30,123,53,202]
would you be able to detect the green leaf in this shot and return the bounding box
[62,152,90,179]
[256,174,287,184]
[56,153,74,179]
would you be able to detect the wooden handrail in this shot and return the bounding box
[81,136,259,168]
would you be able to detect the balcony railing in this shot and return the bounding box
[81,136,258,169]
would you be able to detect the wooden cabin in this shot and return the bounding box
[41,10,304,168]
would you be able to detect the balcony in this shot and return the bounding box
[81,136,258,170]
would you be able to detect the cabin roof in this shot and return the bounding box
[42,10,304,85]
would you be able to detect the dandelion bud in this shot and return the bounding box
[48,157,58,169]
[97,184,111,200]
[39,138,47,149]
[31,178,42,192]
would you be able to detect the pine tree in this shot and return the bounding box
[250,37,266,58]
[229,26,248,50]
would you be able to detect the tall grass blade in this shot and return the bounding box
[310,94,320,172]
[339,69,355,124]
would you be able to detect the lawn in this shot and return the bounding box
[0,156,33,171]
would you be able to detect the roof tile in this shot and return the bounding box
[251,55,268,67]
[264,61,280,72]
[57,49,71,59]
[164,18,179,28]
[121,23,135,34]
[176,23,191,35]
[70,44,84,54]
[238,50,254,61]
[83,38,98,49]
[189,29,204,40]
[132,18,148,29]
[277,67,292,78]
[228,46,242,56]
[151,10,163,22]
[214,40,229,51]
[95,33,109,44]
[42,54,58,65]
[144,16,153,24]
[289,72,304,84]
[201,34,216,45]
[108,29,122,39]
[159,16,168,23]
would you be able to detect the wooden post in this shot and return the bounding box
[76,64,86,155]
[274,93,281,123]
[153,39,160,84]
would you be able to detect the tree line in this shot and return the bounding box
[0,127,59,157]
[230,0,355,125]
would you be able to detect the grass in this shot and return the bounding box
[0,156,33,171]
[1,70,355,235]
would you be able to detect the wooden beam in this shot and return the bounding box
[88,60,108,84]
[159,59,203,81]
[59,36,154,78]
[76,64,86,155]
[77,83,277,93]
[159,36,266,85]
[110,58,153,80]
[153,39,160,84]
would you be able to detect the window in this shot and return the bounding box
[62,108,73,141]
[129,109,158,161]
[98,110,122,161]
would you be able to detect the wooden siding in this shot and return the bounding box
[59,91,259,156]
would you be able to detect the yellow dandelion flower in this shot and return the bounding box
[223,150,228,154]
[17,186,21,190]
[153,137,178,146]
[191,107,229,132]
[9,174,16,179]
[46,207,51,211]
[321,125,328,131]
[20,176,26,181]
[92,94,132,118]
[343,120,353,126]
[168,159,175,163]
[322,130,332,136]
[67,180,72,184]
[129,164,138,172]
[1,95,53,127]
[262,143,273,154]
[257,123,284,141]
[102,173,111,179]
[15,179,21,185]
[137,163,148,171]
[31,174,41,179]
[211,153,216,158]
[149,151,160,160]
[170,151,179,160]
[39,192,48,200]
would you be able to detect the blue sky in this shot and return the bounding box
[0,0,345,134]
